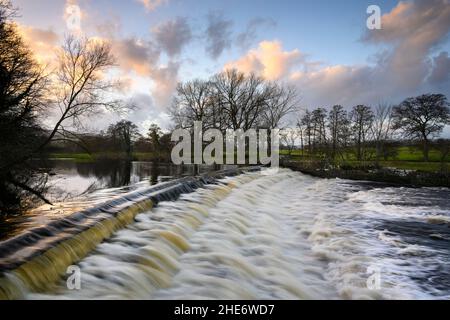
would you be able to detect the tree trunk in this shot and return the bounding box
[423,138,429,162]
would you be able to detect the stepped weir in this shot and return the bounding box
[0,167,260,299]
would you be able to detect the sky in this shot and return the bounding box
[11,0,450,133]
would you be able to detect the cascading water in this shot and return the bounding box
[1,169,449,299]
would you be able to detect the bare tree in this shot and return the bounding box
[0,0,16,20]
[261,84,299,129]
[300,110,313,155]
[213,69,268,131]
[46,36,124,146]
[170,79,215,130]
[311,108,328,155]
[297,118,305,156]
[280,128,300,157]
[372,103,394,164]
[392,94,450,161]
[328,105,350,161]
[1,34,126,209]
[351,105,374,161]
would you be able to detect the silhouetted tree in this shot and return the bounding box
[392,94,450,161]
[280,128,300,156]
[351,105,374,161]
[0,1,50,211]
[311,108,328,155]
[213,69,270,131]
[328,105,350,161]
[300,110,313,154]
[107,120,140,159]
[170,79,216,130]
[372,104,394,164]
[146,123,172,161]
[261,84,299,129]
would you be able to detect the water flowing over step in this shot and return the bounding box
[0,167,259,299]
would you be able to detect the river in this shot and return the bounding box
[5,168,448,300]
[0,160,227,241]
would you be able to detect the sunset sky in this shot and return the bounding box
[11,0,450,132]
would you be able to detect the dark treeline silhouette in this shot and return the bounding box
[0,1,49,211]
[296,94,450,165]
[50,121,173,162]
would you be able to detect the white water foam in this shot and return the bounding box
[27,169,450,300]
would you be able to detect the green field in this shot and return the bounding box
[280,146,450,173]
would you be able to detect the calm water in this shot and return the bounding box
[42,159,195,200]
[0,160,230,241]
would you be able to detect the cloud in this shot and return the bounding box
[205,11,233,59]
[236,17,276,50]
[362,0,450,91]
[112,38,160,76]
[125,93,172,132]
[152,17,192,57]
[17,25,60,65]
[137,0,168,11]
[225,40,304,80]
[226,0,450,109]
[429,51,450,84]
[110,37,179,108]
[150,61,180,109]
[74,93,172,133]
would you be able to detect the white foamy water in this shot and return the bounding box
[27,169,450,300]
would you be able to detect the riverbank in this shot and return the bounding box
[281,160,450,188]
[48,152,164,162]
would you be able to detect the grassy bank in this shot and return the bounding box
[280,145,450,187]
[283,160,450,187]
[280,146,450,173]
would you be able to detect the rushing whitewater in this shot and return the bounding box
[17,169,450,300]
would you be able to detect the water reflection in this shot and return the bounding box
[0,159,233,241]
[40,159,220,200]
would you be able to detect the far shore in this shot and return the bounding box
[282,160,450,188]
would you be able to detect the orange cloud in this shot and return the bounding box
[17,25,60,65]
[137,0,168,11]
[224,40,302,80]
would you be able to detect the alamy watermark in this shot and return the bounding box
[171,121,279,169]
[366,265,381,290]
[367,5,382,30]
[65,4,82,34]
[66,265,81,290]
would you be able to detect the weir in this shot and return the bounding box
[0,167,260,300]
[1,168,448,300]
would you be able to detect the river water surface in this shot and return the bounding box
[15,168,449,300]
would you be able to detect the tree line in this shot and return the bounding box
[52,121,172,161]
[170,68,299,132]
[294,94,450,164]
